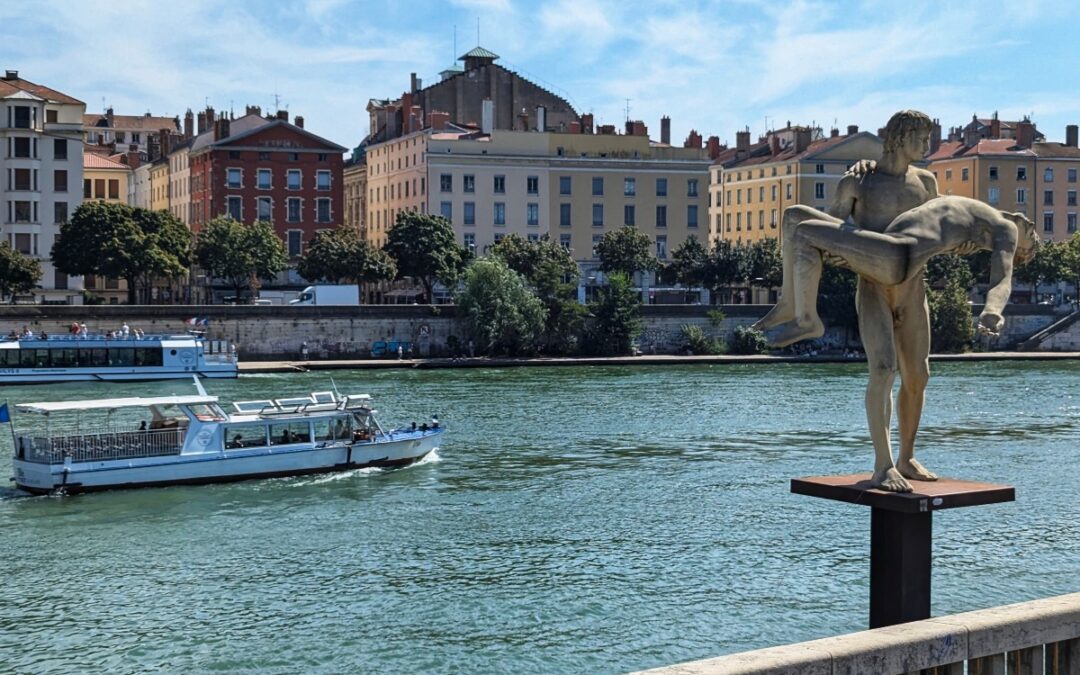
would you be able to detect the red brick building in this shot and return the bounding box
[189,111,346,258]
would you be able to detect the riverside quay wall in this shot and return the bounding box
[0,304,1064,360]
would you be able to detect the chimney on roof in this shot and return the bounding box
[660,116,671,145]
[684,129,702,149]
[769,133,780,156]
[706,135,721,160]
[2,70,17,80]
[581,113,594,135]
[794,127,812,153]
[931,118,942,154]
[629,120,647,137]
[196,111,206,134]
[205,106,214,126]
[159,128,172,156]
[294,115,304,129]
[246,105,262,117]
[830,127,839,138]
[1017,117,1035,149]
[847,124,859,136]
[569,120,581,134]
[481,99,494,134]
[213,117,230,141]
[276,110,288,122]
[184,109,194,138]
[408,105,422,133]
[1067,124,1078,148]
[428,110,450,131]
[735,128,750,154]
[518,108,529,131]
[599,124,616,135]
[990,111,1001,139]
[410,72,421,93]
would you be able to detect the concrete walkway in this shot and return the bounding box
[239,351,1080,373]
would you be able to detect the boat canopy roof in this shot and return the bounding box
[16,395,220,414]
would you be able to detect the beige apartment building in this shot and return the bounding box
[343,151,367,236]
[167,138,192,224]
[149,157,169,213]
[82,152,132,303]
[929,124,1080,242]
[711,125,883,246]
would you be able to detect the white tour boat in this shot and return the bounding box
[10,385,443,495]
[0,332,236,384]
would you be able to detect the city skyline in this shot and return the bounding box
[3,0,1079,151]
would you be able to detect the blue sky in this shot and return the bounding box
[3,0,1080,151]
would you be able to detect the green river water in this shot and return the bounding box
[1,362,1078,673]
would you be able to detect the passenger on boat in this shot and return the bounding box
[138,421,147,431]
[228,434,243,449]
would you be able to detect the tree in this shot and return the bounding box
[1016,240,1067,304]
[297,227,396,295]
[818,265,859,337]
[383,211,467,302]
[746,238,783,289]
[489,234,584,353]
[53,202,188,304]
[586,272,642,355]
[595,226,657,277]
[456,257,546,356]
[669,236,709,291]
[703,239,748,301]
[1064,233,1080,308]
[0,242,41,301]
[928,277,974,353]
[194,218,288,299]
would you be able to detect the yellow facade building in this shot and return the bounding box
[81,152,131,302]
[149,157,170,213]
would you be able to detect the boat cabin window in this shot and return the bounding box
[149,404,190,429]
[315,417,352,441]
[0,346,162,368]
[109,348,135,366]
[225,425,267,449]
[188,403,225,422]
[270,421,311,445]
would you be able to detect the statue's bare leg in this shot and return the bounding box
[858,279,911,493]
[765,224,908,348]
[755,206,840,331]
[894,278,937,482]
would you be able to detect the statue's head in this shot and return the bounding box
[1004,211,1039,264]
[883,110,934,159]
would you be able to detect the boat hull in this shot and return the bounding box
[13,430,441,495]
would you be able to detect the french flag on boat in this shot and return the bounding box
[184,317,210,328]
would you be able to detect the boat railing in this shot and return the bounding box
[19,428,186,464]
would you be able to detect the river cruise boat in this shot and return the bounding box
[0,333,236,384]
[11,388,443,494]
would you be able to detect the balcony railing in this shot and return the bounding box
[18,428,185,464]
[638,592,1080,675]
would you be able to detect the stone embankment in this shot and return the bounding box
[0,304,1070,360]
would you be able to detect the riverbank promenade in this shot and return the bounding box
[239,351,1080,373]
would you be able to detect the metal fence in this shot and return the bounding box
[21,428,185,464]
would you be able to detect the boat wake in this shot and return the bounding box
[0,487,36,501]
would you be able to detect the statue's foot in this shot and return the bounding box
[898,458,938,482]
[753,302,794,331]
[870,467,913,493]
[764,318,824,348]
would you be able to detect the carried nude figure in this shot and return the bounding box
[754,110,1038,492]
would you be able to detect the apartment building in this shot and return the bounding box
[81,152,132,303]
[711,125,884,246]
[929,120,1080,242]
[0,69,85,303]
[83,107,180,155]
[167,137,193,224]
[342,148,367,236]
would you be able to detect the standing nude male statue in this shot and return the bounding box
[755,111,953,493]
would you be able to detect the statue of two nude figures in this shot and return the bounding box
[754,110,1040,493]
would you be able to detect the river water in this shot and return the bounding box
[1,362,1077,673]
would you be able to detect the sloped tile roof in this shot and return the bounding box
[0,76,83,105]
[83,113,180,131]
[84,153,130,170]
[460,46,499,59]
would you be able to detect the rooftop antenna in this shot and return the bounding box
[476,17,480,45]
[453,25,457,58]
[624,99,631,123]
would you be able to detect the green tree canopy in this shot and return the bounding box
[194,217,289,298]
[383,211,467,302]
[1064,232,1080,307]
[703,239,748,297]
[746,238,783,289]
[1016,239,1068,302]
[595,226,657,277]
[586,272,643,355]
[668,236,709,289]
[53,202,189,303]
[297,227,396,292]
[0,241,42,301]
[929,277,974,353]
[457,257,547,356]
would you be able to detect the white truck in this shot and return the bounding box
[289,285,360,306]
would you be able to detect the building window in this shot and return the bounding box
[316,170,331,190]
[83,179,91,198]
[527,202,539,226]
[463,232,475,251]
[493,175,505,194]
[770,209,777,228]
[735,212,741,231]
[771,184,777,201]
[592,203,603,226]
[227,196,243,220]
[440,201,452,220]
[316,198,331,223]
[592,177,604,196]
[759,186,765,202]
[656,205,667,228]
[961,168,969,182]
[746,187,752,204]
[1016,188,1027,204]
[1069,190,1077,206]
[108,180,120,200]
[53,138,67,160]
[54,201,68,224]
[815,163,825,174]
[527,176,539,194]
[1044,190,1054,206]
[1068,213,1077,233]
[656,178,667,197]
[259,151,270,161]
[494,233,505,243]
[815,182,825,199]
[287,169,301,190]
[989,166,998,181]
[1069,168,1078,183]
[464,201,475,225]
[227,168,242,188]
[624,177,636,196]
[591,234,602,257]
[439,174,452,192]
[257,197,272,221]
[559,176,571,195]
[786,183,793,199]
[287,230,302,257]
[945,169,953,180]
[287,197,301,222]
[1043,212,1054,233]
[463,174,475,193]
[527,233,539,242]
[12,106,32,129]
[257,168,271,189]
[988,187,1000,205]
[656,235,667,259]
[687,205,698,228]
[1044,167,1054,182]
[559,203,571,227]
[48,169,65,193]
[624,204,635,226]
[12,137,31,158]
[1017,166,1027,180]
[725,213,732,231]
[494,202,505,225]
[559,233,571,249]
[687,179,698,197]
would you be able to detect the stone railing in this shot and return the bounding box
[636,592,1080,675]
